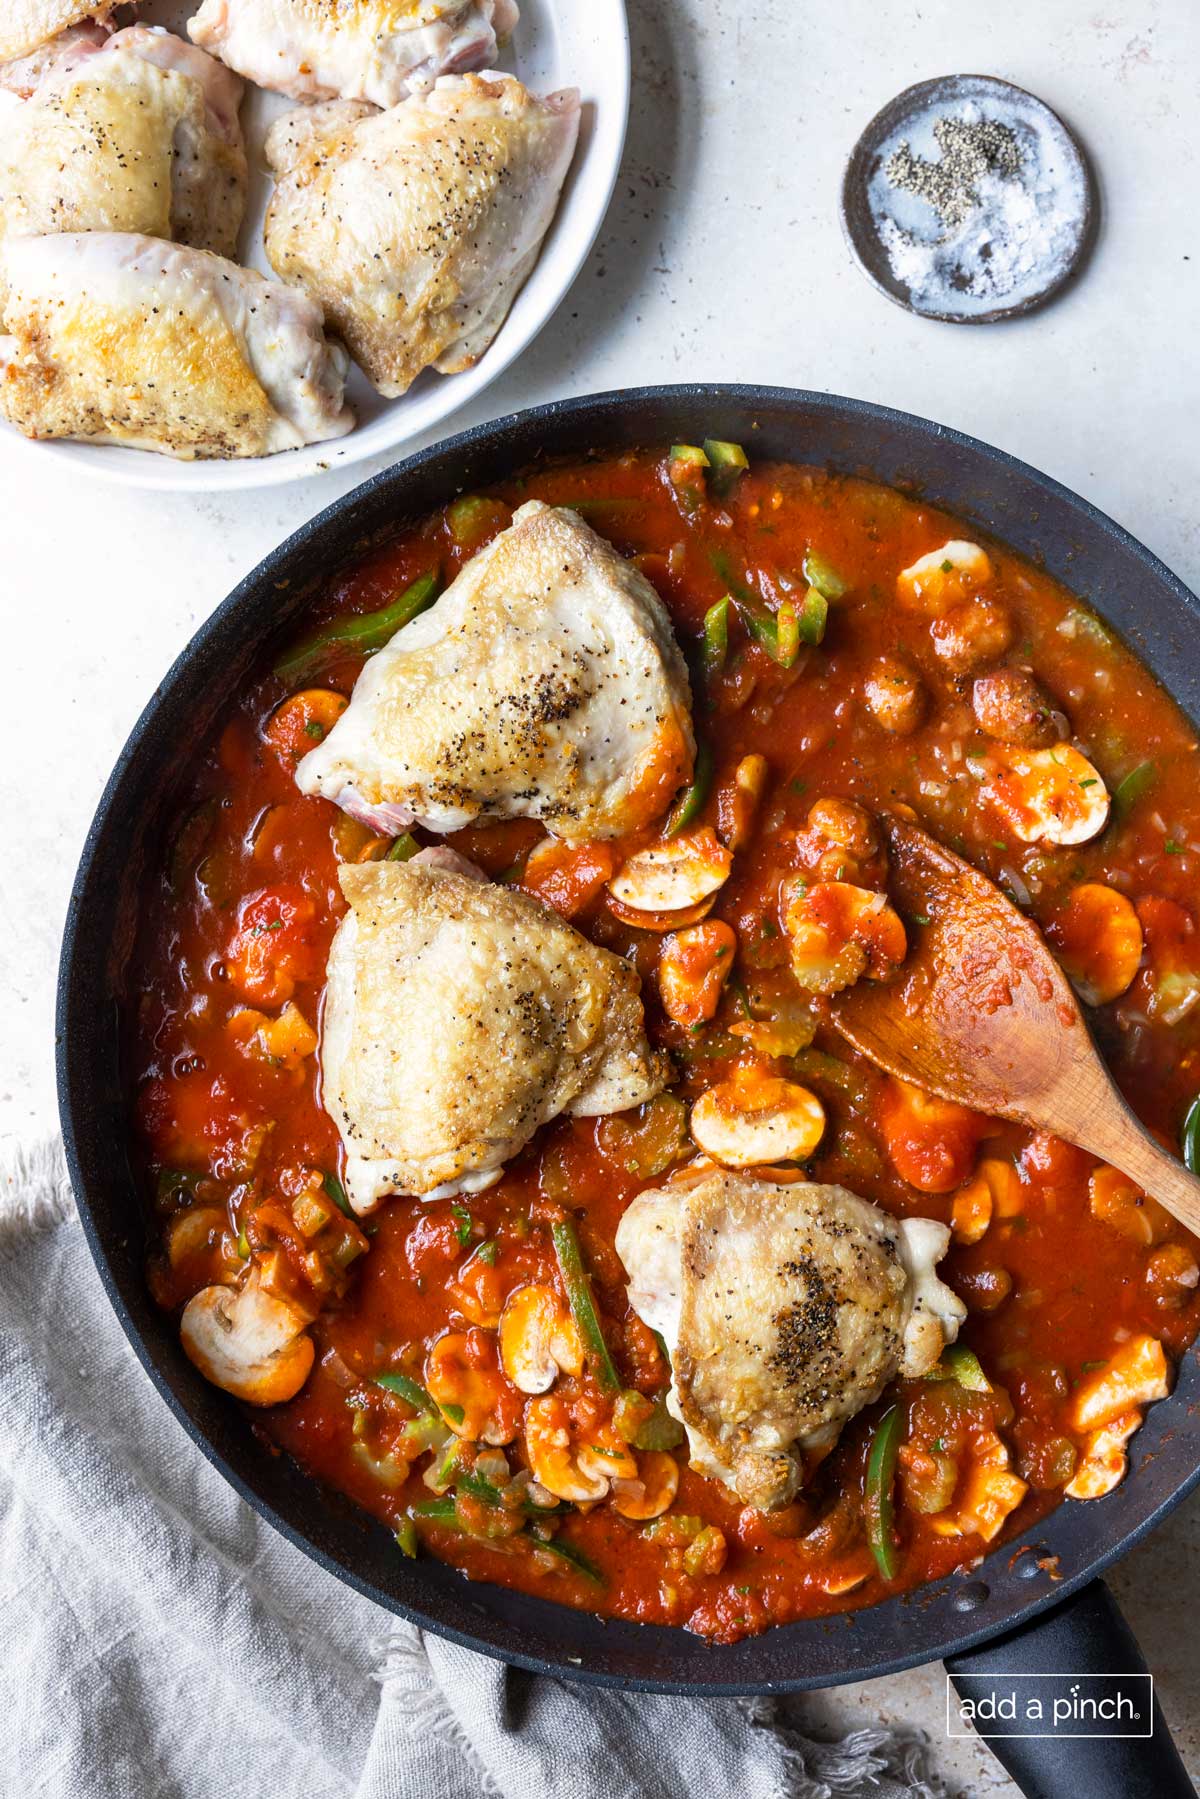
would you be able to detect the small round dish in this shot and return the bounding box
[3,0,631,491]
[842,74,1096,326]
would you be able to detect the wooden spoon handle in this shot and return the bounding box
[1079,1105,1200,1238]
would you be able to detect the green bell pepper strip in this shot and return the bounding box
[531,1536,605,1585]
[451,1469,561,1516]
[446,495,505,547]
[703,439,749,497]
[702,596,730,683]
[375,1370,464,1428]
[796,587,829,646]
[708,551,777,653]
[274,570,439,683]
[864,1404,903,1580]
[669,443,710,470]
[375,1371,438,1413]
[664,741,714,838]
[1182,1096,1200,1174]
[386,832,421,862]
[739,605,781,658]
[926,1342,991,1391]
[551,1219,621,1393]
[557,497,641,518]
[322,1171,352,1216]
[802,550,850,600]
[1112,759,1156,823]
[776,604,800,667]
[394,1517,418,1558]
[409,1496,457,1522]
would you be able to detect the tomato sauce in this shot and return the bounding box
[133,451,1200,1643]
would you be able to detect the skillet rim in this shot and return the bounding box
[56,382,1200,1694]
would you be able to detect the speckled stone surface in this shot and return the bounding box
[5,2,1199,1789]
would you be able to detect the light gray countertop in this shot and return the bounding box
[5,1,1198,1788]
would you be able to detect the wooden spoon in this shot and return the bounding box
[829,814,1200,1234]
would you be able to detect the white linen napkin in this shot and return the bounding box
[1,1139,944,1799]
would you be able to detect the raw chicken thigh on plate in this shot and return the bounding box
[296,501,695,841]
[0,233,353,457]
[188,0,519,107]
[264,73,579,397]
[322,859,668,1213]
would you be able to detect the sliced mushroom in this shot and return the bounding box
[932,1430,1028,1543]
[974,745,1110,846]
[609,1450,679,1520]
[784,880,907,994]
[523,1394,609,1502]
[1048,882,1143,1005]
[575,1435,638,1486]
[498,1285,584,1395]
[690,1066,826,1166]
[609,827,732,914]
[658,920,737,1026]
[426,1330,519,1444]
[1069,1334,1170,1433]
[180,1270,314,1406]
[897,540,993,612]
[715,754,769,851]
[226,1000,318,1070]
[1065,1409,1142,1500]
[805,797,880,882]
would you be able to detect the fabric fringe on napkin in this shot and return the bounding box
[0,1136,946,1799]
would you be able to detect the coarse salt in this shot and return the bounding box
[867,93,1089,320]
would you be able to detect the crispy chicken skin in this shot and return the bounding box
[616,1171,966,1508]
[264,74,579,398]
[188,0,519,107]
[296,500,695,842]
[0,233,353,458]
[322,861,669,1213]
[0,3,115,66]
[0,26,247,293]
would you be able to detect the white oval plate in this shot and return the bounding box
[4,0,629,491]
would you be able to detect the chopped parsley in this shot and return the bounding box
[450,1204,472,1248]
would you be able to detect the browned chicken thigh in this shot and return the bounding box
[616,1170,966,1508]
[0,233,353,457]
[296,501,695,842]
[264,73,579,397]
[322,861,669,1213]
[0,25,246,296]
[189,0,519,107]
[0,2,116,66]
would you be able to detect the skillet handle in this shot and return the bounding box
[944,1580,1193,1798]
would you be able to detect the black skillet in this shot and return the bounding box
[58,387,1200,1797]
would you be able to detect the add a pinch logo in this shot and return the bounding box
[946,1674,1154,1739]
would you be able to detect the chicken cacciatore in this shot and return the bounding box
[134,445,1200,1643]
